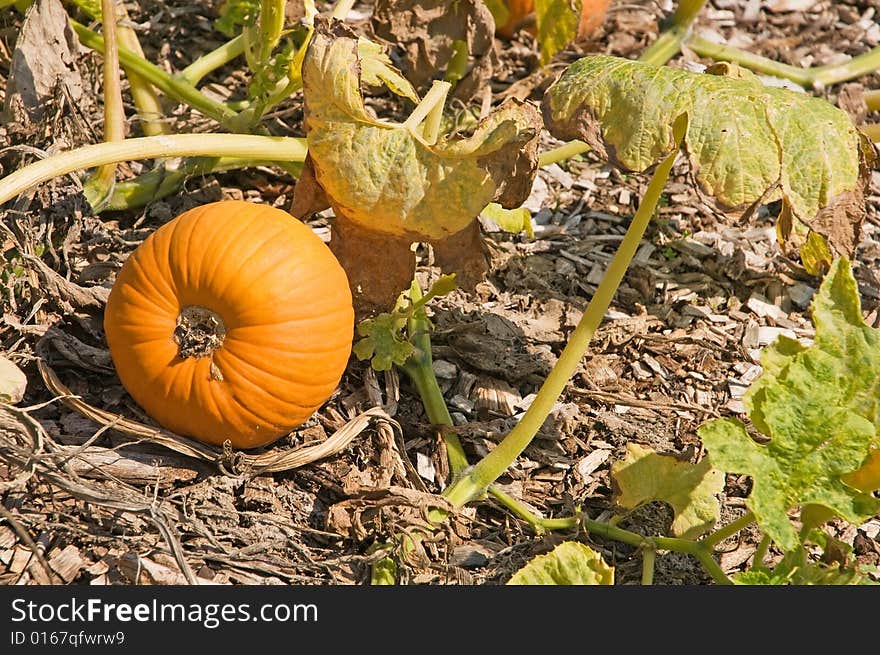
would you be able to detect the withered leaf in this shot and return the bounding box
[370,0,498,102]
[542,55,875,258]
[301,19,540,313]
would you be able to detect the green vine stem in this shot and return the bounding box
[582,516,732,585]
[442,115,688,510]
[84,0,126,211]
[100,157,289,211]
[538,140,591,167]
[698,511,755,549]
[751,534,772,568]
[400,282,581,532]
[0,133,307,206]
[641,545,656,585]
[638,0,710,66]
[71,20,238,127]
[73,0,168,136]
[686,34,880,90]
[179,35,246,86]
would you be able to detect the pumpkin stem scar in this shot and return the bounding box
[174,305,227,363]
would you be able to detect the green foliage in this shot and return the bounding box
[734,545,880,585]
[353,275,458,372]
[699,258,880,552]
[215,0,260,37]
[611,443,724,539]
[507,541,614,585]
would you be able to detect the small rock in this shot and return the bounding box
[787,283,816,309]
[432,359,458,380]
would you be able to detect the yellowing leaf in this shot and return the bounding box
[507,541,613,585]
[542,55,873,257]
[699,258,880,552]
[300,18,541,242]
[535,0,610,65]
[611,442,724,539]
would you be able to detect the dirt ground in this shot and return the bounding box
[1,0,879,586]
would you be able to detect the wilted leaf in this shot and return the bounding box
[542,55,874,257]
[507,541,613,585]
[0,355,27,404]
[4,0,85,125]
[611,442,724,539]
[535,0,610,65]
[298,18,540,311]
[301,19,540,241]
[370,0,498,102]
[699,258,880,552]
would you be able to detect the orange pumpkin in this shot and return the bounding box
[103,200,354,449]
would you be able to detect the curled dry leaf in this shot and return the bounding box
[0,355,27,404]
[295,19,540,313]
[542,55,875,259]
[370,0,498,102]
[4,0,84,125]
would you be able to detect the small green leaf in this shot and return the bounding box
[507,541,613,585]
[370,556,398,585]
[699,258,880,552]
[352,313,413,372]
[0,355,26,404]
[480,202,533,238]
[611,442,724,539]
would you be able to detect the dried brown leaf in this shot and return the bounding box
[370,0,498,102]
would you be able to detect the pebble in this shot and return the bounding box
[432,359,458,379]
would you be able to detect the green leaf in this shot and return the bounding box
[352,274,457,372]
[370,556,398,585]
[699,258,880,552]
[734,546,879,585]
[542,56,871,257]
[507,541,614,585]
[352,312,413,372]
[480,202,533,238]
[300,18,541,241]
[0,355,26,404]
[610,442,724,539]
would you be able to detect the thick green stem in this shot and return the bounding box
[538,140,591,167]
[442,116,687,509]
[444,39,469,88]
[751,534,772,568]
[487,486,579,533]
[639,0,710,66]
[100,156,281,212]
[687,34,880,90]
[404,81,452,142]
[71,20,238,126]
[0,134,307,206]
[582,517,732,585]
[641,546,656,585]
[811,46,880,89]
[179,35,246,86]
[699,511,756,549]
[85,0,127,211]
[400,281,469,476]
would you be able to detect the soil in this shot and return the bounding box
[1,0,879,586]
